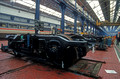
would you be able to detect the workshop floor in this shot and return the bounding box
[84,46,120,79]
[0,40,120,79]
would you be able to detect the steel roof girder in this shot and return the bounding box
[54,0,95,24]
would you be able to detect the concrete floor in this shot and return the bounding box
[0,40,120,79]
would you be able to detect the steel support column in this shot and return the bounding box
[85,20,89,33]
[82,6,84,15]
[35,0,40,34]
[79,6,85,33]
[6,23,8,28]
[48,23,50,27]
[86,21,89,32]
[60,3,66,34]
[93,26,94,34]
[90,23,92,34]
[11,16,14,21]
[80,17,85,33]
[73,12,78,34]
[81,20,84,33]
[75,0,77,8]
[95,29,97,35]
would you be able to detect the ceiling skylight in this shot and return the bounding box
[86,0,105,21]
[110,26,112,31]
[13,0,74,23]
[68,0,96,22]
[110,1,116,22]
[116,8,120,22]
[115,26,120,32]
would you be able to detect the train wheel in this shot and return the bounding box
[63,47,77,68]
[47,41,61,59]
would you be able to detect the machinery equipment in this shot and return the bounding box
[107,38,112,47]
[95,36,107,50]
[5,34,89,68]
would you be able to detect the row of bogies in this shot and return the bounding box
[1,34,106,68]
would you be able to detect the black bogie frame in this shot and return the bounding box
[8,34,89,68]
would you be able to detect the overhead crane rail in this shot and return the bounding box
[96,20,120,26]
